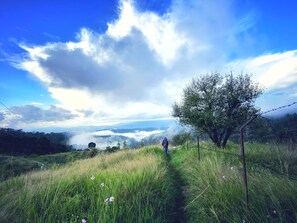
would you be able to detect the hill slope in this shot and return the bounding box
[0,147,178,222]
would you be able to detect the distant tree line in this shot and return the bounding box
[0,128,71,156]
[245,113,297,144]
[171,113,297,147]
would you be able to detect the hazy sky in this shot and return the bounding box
[1,0,297,131]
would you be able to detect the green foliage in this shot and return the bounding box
[246,113,297,144]
[0,155,39,181]
[106,146,120,153]
[88,148,98,158]
[172,72,263,148]
[0,128,70,155]
[88,142,96,149]
[172,132,194,146]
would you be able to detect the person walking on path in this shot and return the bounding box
[162,137,169,155]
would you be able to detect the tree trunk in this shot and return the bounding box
[222,128,233,148]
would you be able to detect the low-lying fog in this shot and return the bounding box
[69,125,190,150]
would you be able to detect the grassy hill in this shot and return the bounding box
[1,143,297,222]
[0,150,99,182]
[0,147,178,222]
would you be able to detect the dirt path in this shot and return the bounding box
[166,155,186,223]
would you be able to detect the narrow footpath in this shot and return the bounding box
[166,155,186,223]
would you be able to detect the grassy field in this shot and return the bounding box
[1,142,297,222]
[0,147,178,222]
[0,150,98,182]
[171,142,297,222]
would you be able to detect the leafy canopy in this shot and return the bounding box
[172,72,263,148]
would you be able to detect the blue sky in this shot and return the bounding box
[1,0,297,131]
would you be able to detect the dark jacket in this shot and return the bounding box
[162,138,168,147]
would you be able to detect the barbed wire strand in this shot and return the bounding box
[198,145,297,181]
[199,146,241,158]
[245,158,297,181]
[260,101,297,115]
[0,100,16,115]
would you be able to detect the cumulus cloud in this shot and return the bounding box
[8,0,297,129]
[17,0,248,101]
[228,50,297,90]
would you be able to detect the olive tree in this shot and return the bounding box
[172,72,263,148]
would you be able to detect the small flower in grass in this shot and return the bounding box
[222,175,227,180]
[82,217,87,223]
[271,209,278,218]
[90,175,95,180]
[104,196,115,203]
[100,182,105,187]
[230,166,235,171]
[109,196,114,202]
[268,208,278,218]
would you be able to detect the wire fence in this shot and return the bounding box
[180,101,297,210]
[196,144,297,181]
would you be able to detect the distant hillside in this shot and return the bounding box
[0,128,71,155]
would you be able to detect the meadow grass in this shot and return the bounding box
[0,155,40,181]
[0,150,100,182]
[0,146,177,223]
[1,142,297,222]
[170,142,297,222]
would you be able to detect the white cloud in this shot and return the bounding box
[8,0,297,129]
[228,50,297,90]
[91,129,164,141]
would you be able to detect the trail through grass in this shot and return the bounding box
[165,154,186,223]
[1,143,297,222]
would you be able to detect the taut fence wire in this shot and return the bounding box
[181,101,297,211]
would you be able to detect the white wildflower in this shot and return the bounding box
[100,182,105,187]
[104,196,115,203]
[90,175,95,180]
[109,196,114,202]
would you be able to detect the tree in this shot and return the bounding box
[123,140,127,149]
[172,72,263,148]
[172,132,194,146]
[88,142,96,149]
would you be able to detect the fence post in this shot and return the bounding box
[239,115,257,210]
[197,135,200,161]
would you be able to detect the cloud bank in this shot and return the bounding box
[2,0,297,129]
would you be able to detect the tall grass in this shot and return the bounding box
[0,147,176,222]
[171,142,297,222]
[0,150,102,182]
[2,143,297,222]
[244,142,297,177]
